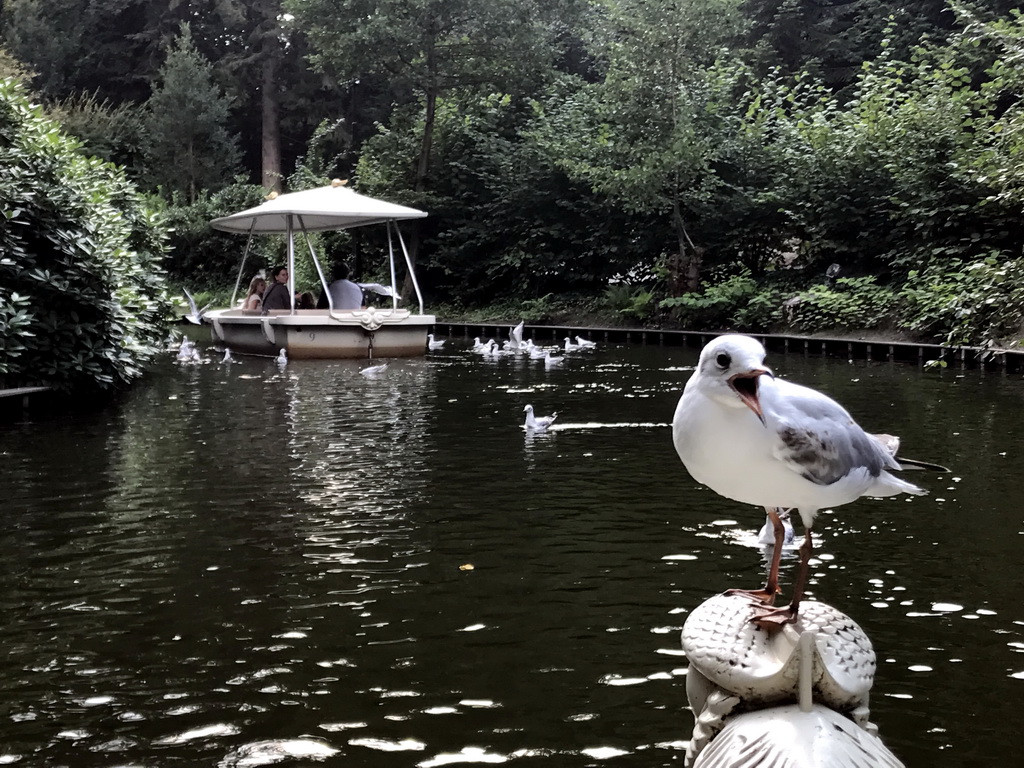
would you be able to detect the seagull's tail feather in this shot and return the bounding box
[869,472,927,498]
[896,456,950,473]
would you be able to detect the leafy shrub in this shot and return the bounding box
[159,182,277,291]
[733,285,788,330]
[898,255,1024,347]
[605,283,657,321]
[660,273,759,328]
[0,79,172,391]
[786,276,896,332]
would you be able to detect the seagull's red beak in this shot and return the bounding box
[728,369,772,426]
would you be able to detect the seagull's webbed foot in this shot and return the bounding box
[725,585,779,605]
[749,602,799,631]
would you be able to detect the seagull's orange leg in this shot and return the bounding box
[751,527,813,630]
[726,507,786,605]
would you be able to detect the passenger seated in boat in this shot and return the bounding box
[297,291,317,310]
[316,263,364,310]
[261,265,291,312]
[243,275,266,311]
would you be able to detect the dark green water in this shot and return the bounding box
[1,335,1021,767]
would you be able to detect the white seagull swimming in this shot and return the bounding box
[543,351,564,368]
[427,333,445,350]
[176,339,195,361]
[276,349,288,367]
[360,362,389,377]
[672,334,944,627]
[575,336,597,349]
[523,404,557,431]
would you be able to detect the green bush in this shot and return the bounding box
[899,256,1024,347]
[159,182,276,291]
[660,273,759,328]
[0,79,172,391]
[786,276,896,332]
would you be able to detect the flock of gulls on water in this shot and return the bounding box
[467,321,598,432]
[471,320,598,375]
[175,338,289,370]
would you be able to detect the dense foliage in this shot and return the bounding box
[0,79,172,391]
[2,0,1024,352]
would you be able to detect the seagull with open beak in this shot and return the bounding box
[671,334,939,628]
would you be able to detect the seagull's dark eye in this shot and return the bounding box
[715,352,731,369]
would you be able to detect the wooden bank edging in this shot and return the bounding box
[431,322,1024,374]
[0,386,53,411]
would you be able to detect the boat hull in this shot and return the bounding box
[206,309,434,359]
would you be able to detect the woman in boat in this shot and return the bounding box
[243,276,266,311]
[261,266,291,312]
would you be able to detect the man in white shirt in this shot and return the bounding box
[321,263,363,310]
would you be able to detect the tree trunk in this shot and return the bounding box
[401,45,438,301]
[670,199,701,294]
[261,53,282,193]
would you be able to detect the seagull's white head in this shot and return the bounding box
[693,334,774,425]
[523,405,533,413]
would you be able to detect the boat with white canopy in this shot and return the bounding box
[204,179,434,359]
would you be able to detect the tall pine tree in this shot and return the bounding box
[142,23,241,202]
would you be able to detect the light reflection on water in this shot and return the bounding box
[0,338,1022,766]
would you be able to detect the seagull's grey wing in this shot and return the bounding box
[357,282,394,297]
[765,380,894,486]
[183,288,198,315]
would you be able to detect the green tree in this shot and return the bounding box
[357,87,658,303]
[142,23,241,203]
[47,91,143,173]
[285,0,575,289]
[0,78,172,392]
[535,0,746,293]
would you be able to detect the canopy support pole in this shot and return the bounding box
[391,222,425,315]
[299,218,334,311]
[386,222,400,312]
[229,221,258,308]
[286,216,296,313]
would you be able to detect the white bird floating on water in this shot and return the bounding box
[672,333,945,628]
[544,351,564,368]
[182,288,210,325]
[575,335,597,349]
[563,337,581,352]
[176,339,195,361]
[427,333,445,350]
[276,349,288,367]
[221,348,234,365]
[756,508,795,546]
[360,362,389,377]
[523,404,557,431]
